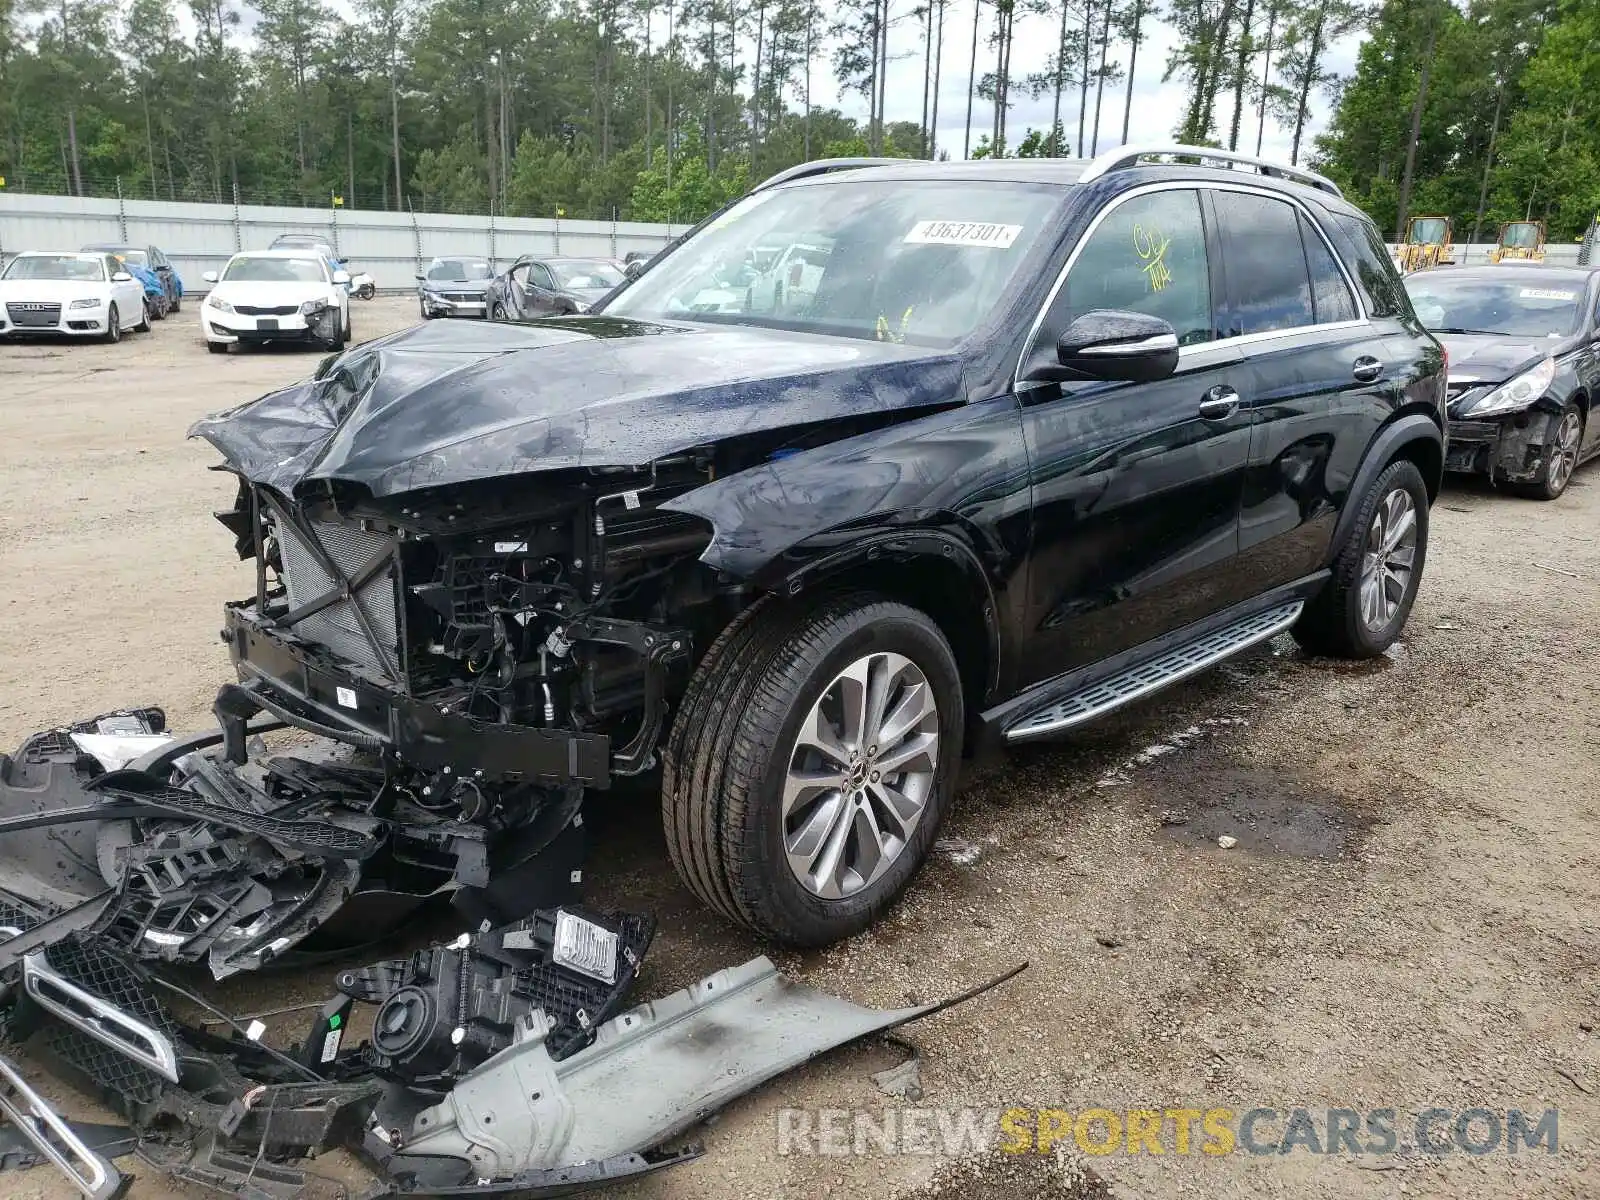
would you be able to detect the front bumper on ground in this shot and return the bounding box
[1,301,109,336]
[1445,408,1560,483]
[220,601,612,787]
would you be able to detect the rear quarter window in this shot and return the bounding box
[1328,212,1410,319]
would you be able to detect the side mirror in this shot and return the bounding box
[1028,310,1181,384]
[332,270,351,285]
[414,272,426,281]
[111,271,133,282]
[202,270,219,284]
[624,260,643,279]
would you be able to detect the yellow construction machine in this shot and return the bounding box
[1490,220,1546,263]
[1397,215,1455,272]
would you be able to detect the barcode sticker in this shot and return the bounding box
[904,220,1022,249]
[335,686,357,709]
[320,1028,342,1063]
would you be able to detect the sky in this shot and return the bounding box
[813,2,1364,164]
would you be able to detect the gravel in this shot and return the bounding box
[1,303,1596,1198]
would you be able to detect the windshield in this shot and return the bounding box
[223,256,328,283]
[1405,275,1582,338]
[1501,223,1541,248]
[1408,219,1448,245]
[552,260,624,289]
[602,180,1061,346]
[3,254,105,281]
[427,259,492,282]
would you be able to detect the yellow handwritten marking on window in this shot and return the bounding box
[875,305,915,343]
[1132,223,1173,293]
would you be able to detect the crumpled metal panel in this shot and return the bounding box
[391,955,1021,1180]
[187,316,958,498]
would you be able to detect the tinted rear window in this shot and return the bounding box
[1329,213,1407,318]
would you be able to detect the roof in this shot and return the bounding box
[229,248,332,260]
[753,144,1343,201]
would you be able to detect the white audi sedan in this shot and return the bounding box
[201,250,351,354]
[0,251,149,341]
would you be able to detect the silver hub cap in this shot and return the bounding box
[1548,410,1582,494]
[783,651,940,900]
[1360,488,1417,632]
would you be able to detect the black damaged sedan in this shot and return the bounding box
[1405,265,1600,499]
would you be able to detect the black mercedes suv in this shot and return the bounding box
[192,146,1447,947]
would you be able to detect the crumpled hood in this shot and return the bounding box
[189,316,962,499]
[1438,333,1554,387]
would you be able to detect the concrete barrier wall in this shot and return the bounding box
[0,193,682,292]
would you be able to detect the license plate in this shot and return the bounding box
[259,318,279,331]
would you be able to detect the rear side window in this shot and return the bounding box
[1050,188,1213,346]
[1329,213,1407,318]
[1212,192,1314,335]
[1299,213,1358,323]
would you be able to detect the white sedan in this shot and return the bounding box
[201,250,351,354]
[0,251,149,341]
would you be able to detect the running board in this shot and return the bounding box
[0,1051,126,1199]
[1004,600,1304,741]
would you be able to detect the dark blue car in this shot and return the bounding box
[81,243,184,319]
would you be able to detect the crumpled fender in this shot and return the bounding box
[662,395,1030,691]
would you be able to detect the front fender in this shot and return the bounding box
[661,396,1034,692]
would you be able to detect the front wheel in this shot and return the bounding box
[1513,403,1584,500]
[662,593,963,945]
[357,283,375,300]
[102,304,121,343]
[490,303,506,321]
[1294,458,1429,658]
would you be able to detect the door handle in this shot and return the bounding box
[1352,356,1384,382]
[1197,385,1240,420]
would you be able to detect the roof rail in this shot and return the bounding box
[751,158,902,193]
[1079,144,1343,198]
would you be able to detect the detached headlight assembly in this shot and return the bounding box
[207,295,235,313]
[300,299,327,316]
[1466,356,1555,417]
[69,297,102,309]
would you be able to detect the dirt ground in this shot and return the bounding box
[1,298,1597,1199]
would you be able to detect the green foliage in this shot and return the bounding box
[1319,0,1598,241]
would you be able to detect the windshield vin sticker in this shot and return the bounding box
[904,220,1022,249]
[1519,288,1577,301]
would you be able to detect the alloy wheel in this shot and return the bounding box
[1359,487,1417,632]
[782,651,940,900]
[1548,410,1582,495]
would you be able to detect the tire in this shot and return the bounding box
[137,299,153,331]
[1511,402,1584,501]
[207,340,229,354]
[420,299,433,320]
[1293,458,1429,658]
[150,296,166,321]
[102,304,121,344]
[170,294,180,314]
[490,303,506,321]
[662,592,963,945]
[357,283,375,300]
